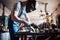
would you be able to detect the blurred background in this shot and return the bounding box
[0,0,60,40]
[0,0,60,26]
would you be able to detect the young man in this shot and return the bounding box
[8,0,30,40]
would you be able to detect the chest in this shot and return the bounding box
[19,6,27,20]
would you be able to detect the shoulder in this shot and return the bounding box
[14,1,21,7]
[16,1,21,6]
[13,1,21,10]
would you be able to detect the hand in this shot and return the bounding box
[24,20,30,27]
[20,23,25,30]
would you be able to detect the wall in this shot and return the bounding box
[0,3,11,16]
[0,0,60,25]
